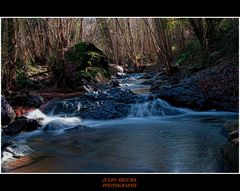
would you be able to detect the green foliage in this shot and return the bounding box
[215,19,239,59]
[176,39,202,66]
[218,18,238,34]
[79,67,110,81]
[16,71,29,88]
[65,42,108,70]
[176,18,238,77]
[87,51,104,66]
[176,53,187,65]
[167,19,188,33]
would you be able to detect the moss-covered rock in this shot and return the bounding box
[64,42,110,87]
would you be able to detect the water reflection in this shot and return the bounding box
[11,113,237,173]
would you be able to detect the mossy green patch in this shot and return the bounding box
[79,67,110,82]
[64,42,110,86]
[65,42,108,70]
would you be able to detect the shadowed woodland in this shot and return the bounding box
[2,18,238,92]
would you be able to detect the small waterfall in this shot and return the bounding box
[42,99,83,116]
[129,98,190,117]
[25,109,82,131]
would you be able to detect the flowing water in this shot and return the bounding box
[10,73,238,172]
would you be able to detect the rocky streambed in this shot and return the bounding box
[1,72,239,172]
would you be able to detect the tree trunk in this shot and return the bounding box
[188,18,205,45]
[2,18,16,92]
[78,18,83,42]
[153,18,173,73]
[96,18,115,63]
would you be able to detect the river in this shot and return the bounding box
[10,73,238,172]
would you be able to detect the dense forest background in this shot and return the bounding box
[1,18,238,94]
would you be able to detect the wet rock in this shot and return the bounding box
[110,80,120,87]
[14,107,36,117]
[152,62,238,112]
[228,130,239,142]
[64,125,90,132]
[26,95,45,107]
[82,84,95,92]
[141,79,153,85]
[1,134,14,151]
[155,82,208,110]
[79,100,131,119]
[220,143,239,172]
[42,88,137,119]
[154,74,169,80]
[3,118,42,136]
[42,118,82,131]
[109,64,124,76]
[221,119,239,136]
[220,120,238,137]
[219,119,239,172]
[42,121,68,131]
[11,93,45,108]
[4,144,33,158]
[1,95,16,126]
[141,73,153,79]
[150,79,168,91]
[1,142,34,171]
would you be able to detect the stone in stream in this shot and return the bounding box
[219,119,239,172]
[141,79,153,85]
[1,95,16,126]
[1,142,35,172]
[79,100,131,119]
[1,133,35,172]
[41,88,137,119]
[64,125,90,132]
[140,73,153,79]
[110,80,120,87]
[3,117,42,136]
[220,120,239,137]
[109,64,124,76]
[228,130,239,142]
[42,119,88,132]
[150,79,168,91]
[26,95,45,107]
[1,134,14,151]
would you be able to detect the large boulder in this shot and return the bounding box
[1,95,16,126]
[152,62,238,111]
[64,42,111,87]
